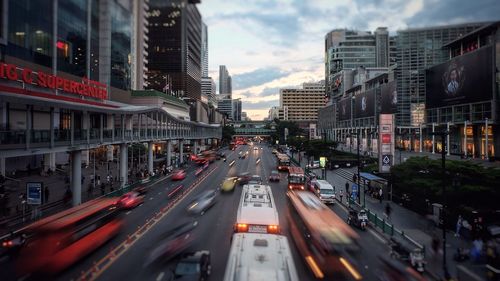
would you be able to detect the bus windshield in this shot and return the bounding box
[289,175,305,184]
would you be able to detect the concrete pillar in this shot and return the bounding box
[107,145,114,162]
[43,153,56,172]
[0,157,5,176]
[120,143,128,188]
[179,141,184,165]
[193,140,199,155]
[485,118,489,159]
[71,150,82,206]
[419,123,423,153]
[148,142,154,175]
[82,150,90,166]
[166,141,172,167]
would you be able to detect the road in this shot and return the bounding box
[2,144,397,281]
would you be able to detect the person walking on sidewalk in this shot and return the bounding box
[379,188,383,203]
[455,215,463,237]
[385,202,392,221]
[339,190,344,203]
[345,182,350,195]
[44,185,49,204]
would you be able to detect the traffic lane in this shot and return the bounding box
[261,147,316,281]
[95,156,239,281]
[55,162,221,281]
[329,202,392,281]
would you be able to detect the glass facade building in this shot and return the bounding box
[4,0,132,92]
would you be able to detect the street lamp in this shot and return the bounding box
[430,130,450,280]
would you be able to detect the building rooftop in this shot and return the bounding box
[131,90,188,107]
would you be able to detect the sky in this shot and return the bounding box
[199,0,499,120]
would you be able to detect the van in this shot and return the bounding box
[311,180,336,204]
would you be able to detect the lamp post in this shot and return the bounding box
[430,130,450,280]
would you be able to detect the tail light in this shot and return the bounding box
[236,223,248,232]
[301,186,304,190]
[288,185,292,189]
[267,225,279,234]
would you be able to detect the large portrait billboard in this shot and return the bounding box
[338,97,351,120]
[426,46,493,109]
[355,89,375,118]
[381,80,398,114]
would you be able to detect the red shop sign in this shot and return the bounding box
[381,134,391,144]
[0,63,107,100]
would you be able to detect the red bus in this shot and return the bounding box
[287,191,362,280]
[287,166,305,190]
[277,154,291,171]
[16,198,123,276]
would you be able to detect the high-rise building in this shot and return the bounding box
[279,81,326,122]
[132,0,149,90]
[3,0,132,102]
[146,0,202,101]
[201,77,216,106]
[396,22,485,126]
[219,65,231,98]
[217,98,233,119]
[325,28,396,100]
[232,98,242,121]
[201,22,208,77]
[268,106,280,120]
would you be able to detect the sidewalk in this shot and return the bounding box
[291,151,488,280]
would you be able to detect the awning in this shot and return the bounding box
[360,172,387,182]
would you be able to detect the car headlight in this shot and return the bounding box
[188,202,198,210]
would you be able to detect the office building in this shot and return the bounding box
[279,81,325,122]
[146,0,202,101]
[219,65,231,98]
[132,0,149,90]
[232,98,242,121]
[201,22,208,77]
[201,77,216,107]
[217,97,233,119]
[325,28,397,100]
[268,106,280,120]
[395,22,485,127]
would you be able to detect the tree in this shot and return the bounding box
[222,125,235,144]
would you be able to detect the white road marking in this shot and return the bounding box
[149,197,154,200]
[158,192,161,195]
[156,272,164,281]
[368,228,386,243]
[125,211,132,215]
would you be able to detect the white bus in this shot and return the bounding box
[234,184,280,234]
[223,233,299,281]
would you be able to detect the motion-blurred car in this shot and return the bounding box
[306,160,320,169]
[117,191,144,209]
[269,170,280,182]
[238,172,251,185]
[186,190,217,216]
[169,251,211,281]
[144,221,198,267]
[172,169,187,181]
[253,147,258,150]
[133,185,147,195]
[377,255,427,281]
[248,175,262,185]
[221,177,238,192]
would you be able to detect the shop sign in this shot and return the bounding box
[0,63,107,99]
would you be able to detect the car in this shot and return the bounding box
[172,169,187,180]
[144,221,198,267]
[186,190,217,216]
[272,149,278,154]
[133,185,147,195]
[248,175,262,185]
[306,160,320,169]
[238,172,251,185]
[221,177,238,192]
[269,170,280,182]
[117,191,144,209]
[253,147,258,150]
[169,251,211,281]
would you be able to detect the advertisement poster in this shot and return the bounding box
[381,81,398,114]
[355,89,375,118]
[338,97,351,121]
[27,182,43,205]
[426,46,493,109]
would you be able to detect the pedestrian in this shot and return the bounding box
[100,183,105,195]
[345,182,350,195]
[455,215,463,237]
[44,185,49,204]
[81,175,85,185]
[97,176,101,187]
[385,202,392,220]
[63,187,72,204]
[339,190,344,203]
[432,235,440,254]
[379,188,383,203]
[352,173,357,183]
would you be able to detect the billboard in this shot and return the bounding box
[381,80,398,114]
[378,114,395,173]
[355,89,375,118]
[426,46,494,109]
[338,97,351,121]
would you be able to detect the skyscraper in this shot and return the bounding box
[279,81,326,122]
[146,0,202,101]
[201,77,216,106]
[219,65,232,98]
[201,22,208,77]
[395,22,485,126]
[232,99,242,121]
[132,0,149,90]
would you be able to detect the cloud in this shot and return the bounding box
[199,0,499,120]
[243,100,279,110]
[232,67,291,90]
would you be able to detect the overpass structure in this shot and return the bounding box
[231,120,276,136]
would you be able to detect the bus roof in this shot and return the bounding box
[287,191,359,244]
[237,185,279,226]
[288,166,304,176]
[223,233,299,281]
[22,198,118,231]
